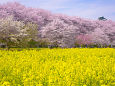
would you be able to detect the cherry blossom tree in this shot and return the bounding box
[75,34,92,47]
[41,18,79,48]
[0,16,38,48]
[91,28,110,47]
[0,2,53,29]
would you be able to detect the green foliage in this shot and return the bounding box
[28,39,39,48]
[38,39,50,48]
[98,16,107,21]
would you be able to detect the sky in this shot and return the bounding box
[0,0,115,20]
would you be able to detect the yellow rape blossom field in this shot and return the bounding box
[0,48,115,86]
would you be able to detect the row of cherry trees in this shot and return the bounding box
[0,2,115,48]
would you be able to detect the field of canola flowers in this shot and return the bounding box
[0,48,115,86]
